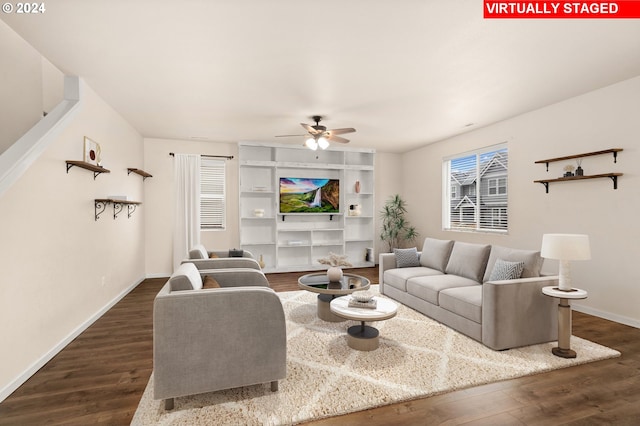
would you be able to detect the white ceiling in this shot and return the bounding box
[3,1,640,153]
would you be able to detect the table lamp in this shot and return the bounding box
[541,234,591,291]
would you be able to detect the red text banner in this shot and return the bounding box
[484,1,640,18]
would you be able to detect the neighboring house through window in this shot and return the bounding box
[200,157,226,230]
[443,143,508,233]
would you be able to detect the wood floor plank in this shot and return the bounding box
[1,268,639,425]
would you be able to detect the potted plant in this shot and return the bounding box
[380,194,419,252]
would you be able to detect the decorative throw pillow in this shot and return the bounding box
[202,275,221,289]
[489,259,525,281]
[394,247,420,268]
[482,245,543,283]
[209,252,219,259]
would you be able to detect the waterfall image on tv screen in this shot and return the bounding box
[279,178,340,213]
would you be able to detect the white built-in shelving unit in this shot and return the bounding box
[238,142,375,273]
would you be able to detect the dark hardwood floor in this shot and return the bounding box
[1,267,638,425]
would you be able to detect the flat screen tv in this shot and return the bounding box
[279,178,340,213]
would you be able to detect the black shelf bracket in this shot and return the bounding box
[113,202,124,219]
[613,151,619,163]
[95,200,108,221]
[544,162,549,172]
[127,204,137,218]
[540,182,550,193]
[609,175,619,189]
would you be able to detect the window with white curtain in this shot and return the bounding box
[200,157,226,230]
[443,143,508,233]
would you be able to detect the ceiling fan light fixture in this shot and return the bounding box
[305,137,318,150]
[317,137,329,150]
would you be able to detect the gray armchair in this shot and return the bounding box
[183,244,261,270]
[153,262,287,410]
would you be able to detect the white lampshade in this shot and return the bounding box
[317,137,329,150]
[541,234,591,260]
[305,137,318,150]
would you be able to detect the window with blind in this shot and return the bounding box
[443,143,508,233]
[200,158,226,230]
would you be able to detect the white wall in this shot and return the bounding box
[401,76,640,327]
[0,20,43,154]
[0,79,145,398]
[144,138,239,276]
[41,57,64,114]
[374,151,404,256]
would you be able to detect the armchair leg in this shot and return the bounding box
[271,380,279,392]
[164,398,174,410]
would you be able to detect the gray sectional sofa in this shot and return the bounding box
[380,238,559,350]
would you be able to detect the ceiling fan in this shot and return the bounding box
[276,116,356,150]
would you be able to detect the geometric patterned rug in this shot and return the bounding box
[131,286,620,425]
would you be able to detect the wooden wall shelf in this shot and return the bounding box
[127,168,152,180]
[66,161,110,179]
[534,148,623,193]
[534,173,623,193]
[95,199,141,221]
[535,148,622,172]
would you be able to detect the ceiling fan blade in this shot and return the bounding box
[301,123,321,135]
[326,127,356,136]
[275,134,306,138]
[327,135,350,144]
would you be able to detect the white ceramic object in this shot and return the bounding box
[326,266,343,282]
[351,290,374,302]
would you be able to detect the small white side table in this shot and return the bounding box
[330,296,398,351]
[542,286,588,358]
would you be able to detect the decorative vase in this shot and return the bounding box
[575,166,584,176]
[258,254,266,269]
[327,266,343,282]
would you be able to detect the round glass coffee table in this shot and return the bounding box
[330,296,398,351]
[298,272,370,322]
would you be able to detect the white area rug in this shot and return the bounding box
[132,286,620,425]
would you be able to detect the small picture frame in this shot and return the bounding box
[84,136,102,166]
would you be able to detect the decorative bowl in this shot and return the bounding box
[351,290,375,303]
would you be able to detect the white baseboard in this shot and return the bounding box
[0,276,145,403]
[573,303,640,329]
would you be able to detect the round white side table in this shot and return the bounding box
[330,296,398,351]
[542,286,588,358]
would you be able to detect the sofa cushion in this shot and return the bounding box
[420,238,455,272]
[189,244,208,260]
[445,242,491,283]
[482,245,543,282]
[489,259,525,281]
[202,275,221,288]
[168,263,203,291]
[384,267,442,292]
[394,247,420,268]
[407,274,479,305]
[439,285,482,323]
